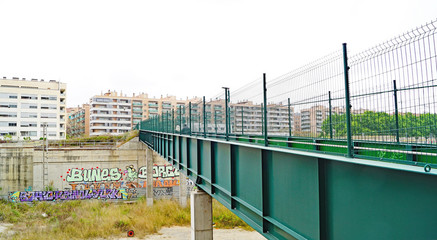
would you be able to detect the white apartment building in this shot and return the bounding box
[0,77,67,140]
[89,92,132,136]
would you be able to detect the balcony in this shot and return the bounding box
[132,102,142,106]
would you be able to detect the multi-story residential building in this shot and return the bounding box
[186,99,293,135]
[89,92,132,136]
[294,113,301,133]
[0,77,66,140]
[88,91,201,136]
[67,104,89,137]
[299,105,347,136]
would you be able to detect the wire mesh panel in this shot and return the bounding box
[137,19,437,165]
[348,20,437,145]
[267,52,345,141]
[229,78,264,138]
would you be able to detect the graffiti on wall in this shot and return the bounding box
[61,165,180,183]
[68,179,181,190]
[8,189,130,203]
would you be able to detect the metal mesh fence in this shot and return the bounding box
[138,19,437,164]
[349,21,437,144]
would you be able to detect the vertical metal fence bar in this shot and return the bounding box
[172,109,175,134]
[179,105,182,134]
[393,80,400,143]
[329,91,333,139]
[203,96,206,138]
[227,88,231,136]
[189,102,192,136]
[288,98,292,137]
[343,43,354,157]
[263,73,268,146]
[224,87,229,141]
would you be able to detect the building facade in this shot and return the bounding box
[67,104,90,137]
[88,91,201,136]
[0,77,67,140]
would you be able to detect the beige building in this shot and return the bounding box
[67,104,90,137]
[88,90,201,136]
[299,105,365,137]
[0,77,67,140]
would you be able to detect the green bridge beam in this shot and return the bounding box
[140,130,437,240]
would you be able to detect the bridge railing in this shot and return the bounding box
[137,19,437,168]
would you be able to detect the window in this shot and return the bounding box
[41,95,57,101]
[41,104,57,110]
[21,112,38,118]
[94,98,110,103]
[0,131,16,136]
[20,131,37,137]
[0,102,17,108]
[21,122,37,127]
[40,123,57,128]
[41,113,57,119]
[0,112,17,117]
[21,103,38,109]
[0,121,17,127]
[21,94,38,100]
[0,93,17,99]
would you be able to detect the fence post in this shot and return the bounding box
[288,98,292,137]
[263,73,268,146]
[203,96,206,138]
[343,43,354,157]
[393,80,400,143]
[223,87,229,141]
[329,91,333,139]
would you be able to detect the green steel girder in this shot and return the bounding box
[140,130,437,240]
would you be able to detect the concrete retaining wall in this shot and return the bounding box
[1,138,191,200]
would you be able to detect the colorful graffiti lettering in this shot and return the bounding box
[62,165,179,183]
[65,167,122,183]
[8,189,128,202]
[138,165,179,178]
[68,180,181,190]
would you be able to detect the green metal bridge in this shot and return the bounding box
[137,20,437,240]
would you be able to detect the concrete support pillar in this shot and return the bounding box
[191,188,213,240]
[146,147,154,206]
[179,172,188,207]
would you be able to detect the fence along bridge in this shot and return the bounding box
[138,20,437,240]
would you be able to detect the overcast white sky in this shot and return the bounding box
[0,0,435,107]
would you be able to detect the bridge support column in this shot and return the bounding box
[146,147,153,206]
[191,188,213,240]
[179,172,188,207]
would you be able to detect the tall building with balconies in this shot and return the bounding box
[0,77,67,140]
[299,105,345,136]
[89,92,132,136]
[232,102,292,135]
[67,104,90,137]
[87,91,201,135]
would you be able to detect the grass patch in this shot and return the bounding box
[0,197,252,239]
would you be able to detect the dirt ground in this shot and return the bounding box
[150,226,264,240]
[1,224,265,240]
[127,226,265,240]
